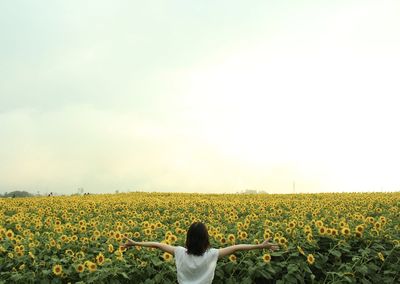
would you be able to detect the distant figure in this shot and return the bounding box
[48,192,53,197]
[121,222,279,284]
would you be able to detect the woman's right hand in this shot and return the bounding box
[120,237,135,249]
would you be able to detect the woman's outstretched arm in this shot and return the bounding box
[218,239,279,258]
[121,238,176,255]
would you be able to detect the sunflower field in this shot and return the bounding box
[0,192,399,283]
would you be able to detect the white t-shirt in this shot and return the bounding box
[174,246,219,284]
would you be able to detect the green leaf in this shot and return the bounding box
[225,278,236,284]
[270,251,285,257]
[154,274,163,283]
[223,262,235,274]
[283,274,298,283]
[330,250,341,258]
[287,263,299,274]
[266,265,276,274]
[367,262,379,271]
[355,265,368,275]
[150,257,162,266]
[241,277,252,284]
[255,268,272,279]
[343,276,353,283]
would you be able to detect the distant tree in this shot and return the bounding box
[3,191,33,198]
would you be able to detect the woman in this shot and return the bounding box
[121,222,279,284]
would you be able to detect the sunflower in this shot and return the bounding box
[307,254,315,265]
[377,252,385,262]
[341,227,350,236]
[163,252,173,262]
[115,231,122,240]
[108,244,114,253]
[52,264,63,276]
[366,217,374,223]
[87,261,97,272]
[139,260,147,268]
[65,249,74,257]
[94,230,101,237]
[76,263,85,273]
[239,231,248,240]
[229,254,237,262]
[304,225,311,234]
[115,250,124,260]
[262,253,271,263]
[13,245,21,253]
[76,251,85,259]
[263,232,271,239]
[355,225,364,233]
[279,237,287,245]
[5,230,14,240]
[96,252,105,265]
[168,234,177,243]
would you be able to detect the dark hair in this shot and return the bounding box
[185,222,210,256]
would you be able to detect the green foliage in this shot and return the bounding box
[0,192,399,282]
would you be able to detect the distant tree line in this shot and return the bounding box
[0,190,34,198]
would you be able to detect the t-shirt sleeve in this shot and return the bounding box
[208,248,219,263]
[174,246,186,262]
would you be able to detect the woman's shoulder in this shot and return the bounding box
[204,248,219,262]
[205,248,219,257]
[175,246,187,256]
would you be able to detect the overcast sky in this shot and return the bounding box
[1,0,400,194]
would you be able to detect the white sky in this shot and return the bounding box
[1,0,399,194]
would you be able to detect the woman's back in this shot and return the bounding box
[175,246,219,284]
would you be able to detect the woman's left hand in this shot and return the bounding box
[260,239,279,251]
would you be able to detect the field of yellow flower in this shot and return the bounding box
[0,192,399,283]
